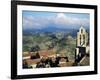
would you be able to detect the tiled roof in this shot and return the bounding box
[25,59,40,65]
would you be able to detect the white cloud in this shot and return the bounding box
[23,13,89,30]
[23,15,51,29]
[54,13,89,29]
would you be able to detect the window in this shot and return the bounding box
[80,35,81,45]
[81,29,83,33]
[83,35,85,44]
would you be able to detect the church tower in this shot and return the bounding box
[77,26,88,47]
[75,26,89,62]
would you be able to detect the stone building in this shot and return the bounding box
[75,26,89,62]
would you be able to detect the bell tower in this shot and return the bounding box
[75,26,88,62]
[77,26,88,47]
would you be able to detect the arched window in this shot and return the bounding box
[81,29,83,33]
[80,35,81,45]
[83,35,85,44]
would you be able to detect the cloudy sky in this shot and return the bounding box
[22,11,90,30]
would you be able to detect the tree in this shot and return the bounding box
[30,45,40,52]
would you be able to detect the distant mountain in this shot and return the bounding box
[23,26,89,37]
